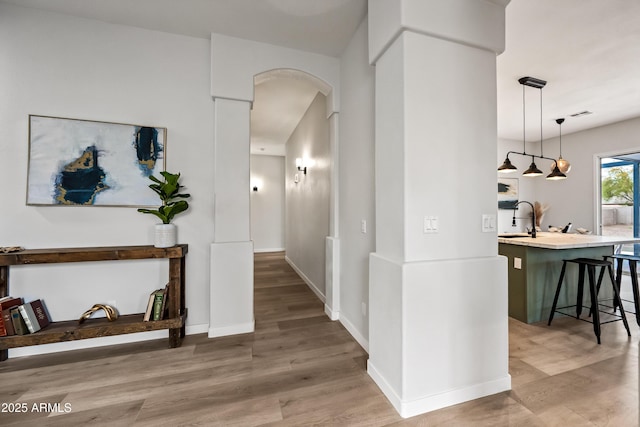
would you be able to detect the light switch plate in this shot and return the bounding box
[514,257,522,269]
[423,216,439,233]
[482,214,496,232]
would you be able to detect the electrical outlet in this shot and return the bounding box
[514,257,522,269]
[361,219,367,234]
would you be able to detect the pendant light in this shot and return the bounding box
[523,157,543,176]
[498,76,568,180]
[553,118,571,173]
[547,161,567,180]
[497,156,517,172]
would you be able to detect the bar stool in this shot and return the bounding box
[600,254,640,327]
[548,257,631,344]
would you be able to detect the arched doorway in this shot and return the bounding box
[251,69,333,306]
[209,35,341,337]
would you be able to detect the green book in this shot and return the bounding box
[152,289,165,321]
[10,307,28,335]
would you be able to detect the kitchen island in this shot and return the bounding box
[498,232,639,324]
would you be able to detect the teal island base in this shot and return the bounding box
[499,243,613,324]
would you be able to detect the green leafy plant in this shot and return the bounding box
[602,166,633,205]
[137,171,191,224]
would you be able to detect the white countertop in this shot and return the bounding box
[497,232,640,249]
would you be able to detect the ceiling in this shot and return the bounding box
[4,0,640,152]
[498,0,640,143]
[251,71,324,156]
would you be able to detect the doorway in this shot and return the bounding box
[209,34,342,335]
[250,69,335,310]
[599,152,640,255]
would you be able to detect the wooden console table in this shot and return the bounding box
[0,244,188,361]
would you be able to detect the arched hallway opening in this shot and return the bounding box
[250,68,337,320]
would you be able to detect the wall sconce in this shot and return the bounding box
[295,157,315,175]
[498,76,566,181]
[250,177,262,192]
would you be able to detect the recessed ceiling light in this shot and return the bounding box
[569,110,593,117]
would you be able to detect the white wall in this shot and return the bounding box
[285,93,330,299]
[0,4,214,355]
[537,117,640,233]
[250,154,285,252]
[496,138,540,233]
[498,117,640,235]
[337,18,376,348]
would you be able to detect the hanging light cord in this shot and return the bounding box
[539,87,544,158]
[559,121,563,156]
[522,84,526,154]
[505,83,557,165]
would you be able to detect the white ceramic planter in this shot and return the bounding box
[154,223,177,248]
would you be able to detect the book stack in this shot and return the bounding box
[0,297,51,336]
[1,296,23,336]
[143,284,169,321]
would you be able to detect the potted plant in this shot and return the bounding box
[137,171,190,248]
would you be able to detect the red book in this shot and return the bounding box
[1,305,18,336]
[0,297,23,337]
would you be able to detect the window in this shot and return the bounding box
[600,154,640,254]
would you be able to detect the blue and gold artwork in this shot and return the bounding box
[27,115,166,206]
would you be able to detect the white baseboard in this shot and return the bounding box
[368,361,511,418]
[324,304,339,321]
[7,323,210,359]
[8,331,166,358]
[208,321,255,338]
[367,361,402,413]
[339,313,369,352]
[185,323,209,335]
[253,247,285,253]
[285,256,326,303]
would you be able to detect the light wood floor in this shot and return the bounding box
[0,251,638,426]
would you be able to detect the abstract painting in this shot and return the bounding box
[498,178,518,209]
[27,115,166,206]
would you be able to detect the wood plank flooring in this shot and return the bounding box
[0,251,638,426]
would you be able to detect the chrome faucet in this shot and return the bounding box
[512,201,537,238]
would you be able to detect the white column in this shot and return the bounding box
[209,98,254,337]
[367,0,511,417]
[325,111,340,320]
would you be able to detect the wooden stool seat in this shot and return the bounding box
[548,257,631,344]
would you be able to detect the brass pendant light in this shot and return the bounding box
[552,118,571,174]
